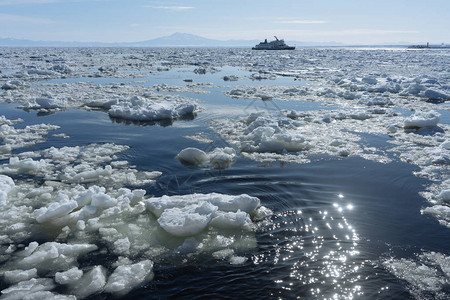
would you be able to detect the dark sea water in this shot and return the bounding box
[1,65,449,299]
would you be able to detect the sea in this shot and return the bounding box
[0,47,449,299]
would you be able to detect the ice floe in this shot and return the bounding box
[0,165,269,298]
[154,82,213,94]
[104,260,154,295]
[108,94,199,122]
[177,147,236,169]
[0,116,269,299]
[383,251,450,299]
[212,110,396,163]
[0,115,59,159]
[404,110,441,129]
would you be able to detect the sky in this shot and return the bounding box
[0,0,449,44]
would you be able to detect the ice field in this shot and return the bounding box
[0,47,450,299]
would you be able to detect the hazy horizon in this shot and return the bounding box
[0,32,437,46]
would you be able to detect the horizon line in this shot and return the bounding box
[0,32,447,47]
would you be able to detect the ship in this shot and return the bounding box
[408,42,450,49]
[252,36,295,50]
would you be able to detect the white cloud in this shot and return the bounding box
[0,13,56,24]
[144,6,194,11]
[311,29,420,36]
[275,20,328,24]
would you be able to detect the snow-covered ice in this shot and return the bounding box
[177,147,236,169]
[108,94,200,122]
[104,260,154,295]
[383,251,450,299]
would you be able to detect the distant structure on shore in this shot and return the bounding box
[408,42,450,49]
[252,36,295,50]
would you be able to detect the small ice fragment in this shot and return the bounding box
[208,147,236,169]
[438,190,450,204]
[35,199,78,223]
[387,125,398,133]
[404,110,441,129]
[210,210,252,230]
[55,267,83,285]
[104,260,154,295]
[157,202,218,237]
[361,77,378,85]
[72,266,106,299]
[113,238,131,255]
[35,97,65,109]
[229,256,248,265]
[3,269,38,284]
[91,193,117,208]
[1,278,56,299]
[422,89,450,101]
[212,249,235,260]
[176,147,209,165]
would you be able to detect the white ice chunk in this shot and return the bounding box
[175,237,203,254]
[3,269,38,284]
[404,110,441,129]
[71,266,106,299]
[1,278,55,300]
[4,157,48,174]
[71,166,113,183]
[35,196,78,224]
[383,258,446,292]
[210,210,253,230]
[108,95,198,121]
[91,193,117,208]
[20,242,39,257]
[113,238,131,255]
[27,68,54,76]
[438,190,450,204]
[361,77,378,85]
[0,175,15,205]
[423,205,450,223]
[35,97,65,109]
[358,95,393,106]
[157,202,218,237]
[18,242,98,271]
[104,260,154,296]
[422,89,450,101]
[177,147,236,169]
[208,147,236,169]
[55,267,83,285]
[441,141,450,150]
[50,64,72,74]
[1,80,23,90]
[208,194,260,213]
[212,249,235,260]
[177,147,209,165]
[229,256,248,265]
[22,291,76,299]
[85,99,118,109]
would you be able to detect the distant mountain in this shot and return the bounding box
[129,32,220,47]
[0,33,257,47]
[118,33,260,47]
[0,33,416,48]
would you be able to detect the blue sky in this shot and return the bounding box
[0,0,449,44]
